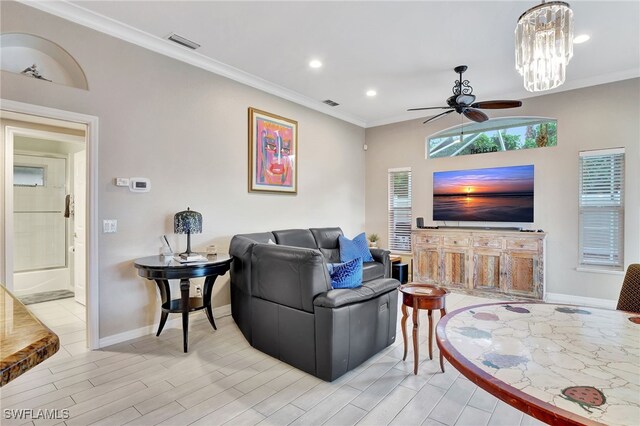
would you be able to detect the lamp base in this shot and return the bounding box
[179,232,195,258]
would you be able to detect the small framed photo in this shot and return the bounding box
[248,107,298,194]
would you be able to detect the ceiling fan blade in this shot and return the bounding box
[471,100,522,109]
[408,106,452,111]
[423,109,454,124]
[463,108,489,123]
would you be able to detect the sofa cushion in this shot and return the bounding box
[363,261,385,282]
[233,232,276,244]
[327,258,363,289]
[311,227,343,249]
[339,233,374,263]
[313,278,399,309]
[273,229,318,249]
[251,245,331,313]
[320,248,340,263]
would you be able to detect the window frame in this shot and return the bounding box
[388,167,412,253]
[426,116,557,159]
[578,148,625,271]
[13,164,46,187]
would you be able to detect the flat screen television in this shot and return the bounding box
[433,165,534,223]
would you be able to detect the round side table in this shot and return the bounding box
[399,283,449,374]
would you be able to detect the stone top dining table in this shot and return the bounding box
[0,284,60,386]
[436,302,640,426]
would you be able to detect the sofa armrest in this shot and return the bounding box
[251,244,332,313]
[370,248,391,278]
[229,235,259,295]
[314,278,399,309]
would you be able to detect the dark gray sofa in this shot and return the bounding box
[229,227,399,381]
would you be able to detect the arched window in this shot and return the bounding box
[426,117,557,159]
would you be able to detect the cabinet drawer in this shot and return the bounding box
[473,237,502,249]
[415,235,441,245]
[506,239,538,251]
[444,236,469,247]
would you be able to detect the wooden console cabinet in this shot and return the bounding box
[412,229,546,300]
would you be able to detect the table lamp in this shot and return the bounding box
[174,207,202,257]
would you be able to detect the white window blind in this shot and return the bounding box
[579,149,624,269]
[388,168,412,252]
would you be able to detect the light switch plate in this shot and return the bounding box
[103,219,117,233]
[115,178,130,187]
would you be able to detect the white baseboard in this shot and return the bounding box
[98,304,231,348]
[545,292,617,310]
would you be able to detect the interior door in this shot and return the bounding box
[73,151,86,305]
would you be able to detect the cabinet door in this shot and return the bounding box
[442,248,467,288]
[414,246,440,285]
[473,250,502,291]
[504,251,541,298]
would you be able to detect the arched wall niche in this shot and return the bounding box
[0,33,89,90]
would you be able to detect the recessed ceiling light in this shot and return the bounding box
[366,90,377,97]
[574,34,591,44]
[309,60,322,69]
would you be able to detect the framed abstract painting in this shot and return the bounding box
[248,107,298,194]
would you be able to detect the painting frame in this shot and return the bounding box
[248,107,298,194]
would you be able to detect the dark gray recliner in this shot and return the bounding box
[229,227,399,381]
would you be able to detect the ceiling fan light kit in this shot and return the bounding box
[515,1,574,92]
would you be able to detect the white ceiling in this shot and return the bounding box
[28,1,640,127]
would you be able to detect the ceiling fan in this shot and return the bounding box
[408,65,523,124]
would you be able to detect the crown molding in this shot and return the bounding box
[16,2,640,130]
[497,67,640,108]
[18,0,367,128]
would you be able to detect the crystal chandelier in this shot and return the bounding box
[515,1,574,92]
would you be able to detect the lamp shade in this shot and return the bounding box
[174,208,202,234]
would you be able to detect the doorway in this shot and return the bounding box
[13,133,85,300]
[1,100,99,349]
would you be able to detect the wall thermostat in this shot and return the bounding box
[129,177,150,192]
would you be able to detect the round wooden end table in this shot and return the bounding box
[399,283,449,374]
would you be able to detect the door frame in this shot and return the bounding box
[1,99,99,350]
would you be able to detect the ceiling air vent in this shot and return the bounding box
[323,99,340,107]
[167,33,201,50]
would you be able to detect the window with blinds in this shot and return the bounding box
[579,148,625,269]
[388,168,412,252]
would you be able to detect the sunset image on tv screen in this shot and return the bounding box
[433,165,534,222]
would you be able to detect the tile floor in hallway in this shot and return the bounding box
[24,297,88,357]
[1,292,546,426]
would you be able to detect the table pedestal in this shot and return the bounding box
[399,284,448,374]
[154,275,219,352]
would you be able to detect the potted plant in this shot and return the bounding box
[368,233,379,248]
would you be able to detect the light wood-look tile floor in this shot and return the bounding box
[1,292,547,426]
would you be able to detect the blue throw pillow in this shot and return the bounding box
[339,232,374,263]
[327,258,363,289]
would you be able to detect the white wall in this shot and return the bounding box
[0,2,366,339]
[365,78,640,302]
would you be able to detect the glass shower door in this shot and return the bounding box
[14,155,67,273]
